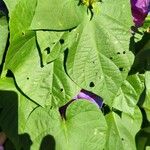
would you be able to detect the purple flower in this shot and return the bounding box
[59,89,103,118]
[73,89,103,108]
[131,0,150,27]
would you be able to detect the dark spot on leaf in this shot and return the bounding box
[119,67,124,71]
[52,42,56,45]
[123,51,126,54]
[27,77,29,80]
[117,52,120,55]
[89,82,95,87]
[22,32,25,36]
[44,47,50,54]
[60,89,63,92]
[121,138,124,141]
[92,61,95,64]
[59,39,65,44]
[110,57,113,60]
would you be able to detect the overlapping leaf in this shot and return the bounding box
[36,31,69,64]
[5,31,80,107]
[30,0,87,30]
[1,0,146,149]
[66,0,134,106]
[105,112,137,150]
[113,74,145,114]
[24,100,107,150]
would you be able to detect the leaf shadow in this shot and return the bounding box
[39,134,55,150]
[0,90,56,150]
[0,90,33,150]
[129,31,150,75]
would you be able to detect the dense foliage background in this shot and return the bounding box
[0,0,150,149]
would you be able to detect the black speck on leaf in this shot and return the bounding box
[110,57,113,60]
[27,77,29,80]
[59,39,65,44]
[60,89,63,92]
[117,52,120,55]
[89,82,95,87]
[123,51,126,54]
[44,47,50,54]
[119,67,124,71]
[22,32,25,36]
[121,138,124,141]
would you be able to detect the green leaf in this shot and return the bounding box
[3,0,20,15]
[121,106,142,137]
[113,74,145,114]
[105,112,136,150]
[0,14,8,65]
[66,0,133,106]
[30,0,87,30]
[36,31,69,64]
[6,0,37,37]
[23,100,107,150]
[146,146,150,150]
[5,32,79,107]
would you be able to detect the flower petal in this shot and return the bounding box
[74,89,103,108]
[131,0,150,27]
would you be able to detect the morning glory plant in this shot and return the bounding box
[0,0,150,149]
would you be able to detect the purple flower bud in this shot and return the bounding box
[131,0,150,27]
[73,89,103,108]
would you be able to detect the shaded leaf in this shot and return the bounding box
[0,78,37,149]
[24,100,107,150]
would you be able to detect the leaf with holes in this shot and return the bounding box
[36,31,70,64]
[66,0,134,106]
[4,31,80,107]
